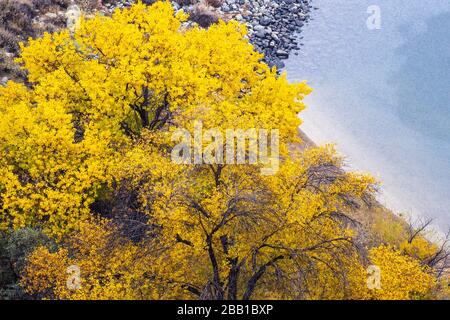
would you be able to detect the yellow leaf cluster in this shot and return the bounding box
[365,245,436,300]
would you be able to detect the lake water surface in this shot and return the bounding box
[285,0,450,228]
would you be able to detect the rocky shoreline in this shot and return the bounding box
[221,0,314,69]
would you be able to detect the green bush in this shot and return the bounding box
[0,228,54,300]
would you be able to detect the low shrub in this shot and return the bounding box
[75,0,103,10]
[0,228,54,300]
[0,0,34,35]
[0,50,25,79]
[205,0,223,8]
[0,28,18,53]
[174,0,198,6]
[30,0,72,12]
[190,3,218,28]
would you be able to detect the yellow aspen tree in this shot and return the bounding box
[0,1,439,299]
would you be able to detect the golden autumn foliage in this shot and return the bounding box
[0,1,445,300]
[366,245,436,300]
[21,220,180,300]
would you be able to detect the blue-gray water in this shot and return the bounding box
[285,0,450,228]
